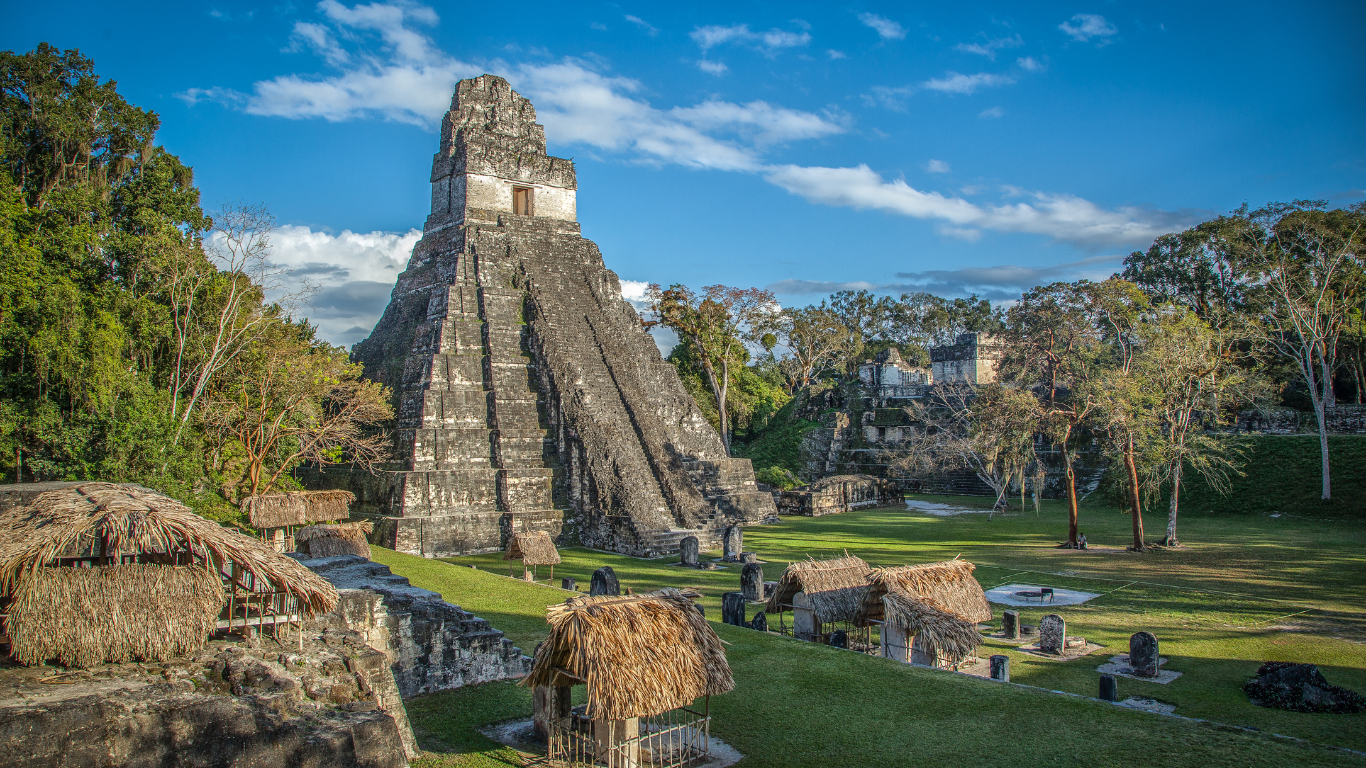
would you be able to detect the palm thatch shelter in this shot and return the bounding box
[295,521,373,559]
[240,490,356,552]
[855,559,990,668]
[524,588,733,768]
[763,554,872,643]
[504,531,561,582]
[0,483,338,667]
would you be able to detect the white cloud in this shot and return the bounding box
[922,71,1015,95]
[1016,56,1043,71]
[1059,14,1117,44]
[858,13,906,40]
[253,225,421,346]
[697,59,729,76]
[979,106,1005,118]
[180,0,478,126]
[624,15,659,36]
[508,61,845,171]
[689,23,810,55]
[590,21,607,31]
[766,255,1126,301]
[926,159,951,174]
[763,164,1201,250]
[954,34,1023,60]
[826,49,847,60]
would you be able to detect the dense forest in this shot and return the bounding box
[0,45,390,522]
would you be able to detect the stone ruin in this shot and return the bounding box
[329,75,775,558]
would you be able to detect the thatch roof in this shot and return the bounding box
[763,555,872,624]
[881,591,982,663]
[241,490,355,529]
[296,521,373,559]
[523,588,734,721]
[6,563,225,667]
[0,483,338,615]
[857,559,991,625]
[503,531,561,566]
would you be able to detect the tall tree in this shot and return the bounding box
[649,283,777,451]
[1085,279,1153,551]
[1000,281,1102,548]
[1243,201,1365,500]
[1131,307,1262,545]
[774,303,857,390]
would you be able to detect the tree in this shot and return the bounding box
[1000,281,1103,547]
[1085,279,1153,551]
[774,304,857,390]
[1131,307,1262,545]
[200,321,392,497]
[649,283,777,451]
[1243,201,1365,500]
[1122,216,1258,324]
[893,382,1042,514]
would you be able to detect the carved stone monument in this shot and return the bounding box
[1130,631,1159,677]
[561,577,575,591]
[589,566,619,597]
[723,525,743,562]
[829,630,849,649]
[741,562,764,602]
[740,552,758,564]
[679,536,699,567]
[1002,610,1020,640]
[337,75,775,558]
[750,611,767,632]
[990,655,1010,682]
[722,592,747,627]
[1039,614,1065,655]
[1099,674,1119,702]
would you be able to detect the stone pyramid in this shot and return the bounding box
[336,75,775,557]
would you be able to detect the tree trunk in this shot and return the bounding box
[1125,439,1145,551]
[1162,458,1181,546]
[1063,441,1080,548]
[1304,348,1332,500]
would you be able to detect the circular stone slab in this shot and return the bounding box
[985,583,1100,607]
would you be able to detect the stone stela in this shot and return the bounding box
[1039,614,1066,655]
[333,75,775,558]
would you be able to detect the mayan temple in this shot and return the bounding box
[339,75,776,558]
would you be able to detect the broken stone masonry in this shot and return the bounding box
[783,337,1105,499]
[300,554,530,697]
[332,75,774,558]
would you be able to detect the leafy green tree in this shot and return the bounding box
[649,283,777,451]
[200,321,392,497]
[1000,280,1103,547]
[1242,202,1365,499]
[774,304,857,390]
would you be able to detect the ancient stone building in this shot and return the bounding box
[342,75,774,558]
[857,348,932,405]
[930,332,1003,385]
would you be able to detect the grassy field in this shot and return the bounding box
[378,495,1366,767]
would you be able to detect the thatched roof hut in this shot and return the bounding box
[855,559,992,626]
[295,521,373,559]
[523,588,734,721]
[763,554,872,625]
[879,591,982,663]
[0,483,338,667]
[503,531,561,566]
[7,563,225,667]
[241,490,355,529]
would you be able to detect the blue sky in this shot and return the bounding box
[5,1,1364,346]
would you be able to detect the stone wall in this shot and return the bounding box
[301,554,530,697]
[776,474,900,516]
[1236,405,1366,434]
[342,75,774,557]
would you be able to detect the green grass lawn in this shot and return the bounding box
[377,495,1366,767]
